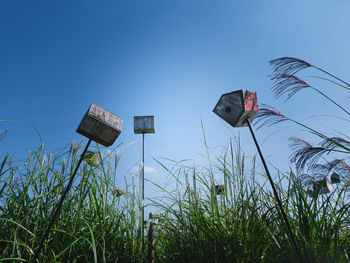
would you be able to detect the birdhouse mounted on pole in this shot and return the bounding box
[213,90,303,262]
[133,115,155,251]
[134,116,155,134]
[213,90,258,127]
[33,104,122,262]
[77,104,123,146]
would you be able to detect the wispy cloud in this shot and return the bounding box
[144,166,157,173]
[133,165,157,174]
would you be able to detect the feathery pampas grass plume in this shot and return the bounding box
[310,159,350,177]
[288,136,350,172]
[272,74,311,101]
[289,137,331,171]
[271,73,350,115]
[270,56,350,87]
[319,137,350,151]
[254,105,289,129]
[270,57,312,76]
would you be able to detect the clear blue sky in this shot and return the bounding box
[1,1,350,199]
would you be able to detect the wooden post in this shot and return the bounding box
[147,222,155,263]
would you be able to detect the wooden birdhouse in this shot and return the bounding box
[84,151,101,166]
[213,90,258,127]
[308,178,334,197]
[331,173,341,184]
[215,185,225,195]
[76,104,123,146]
[134,116,155,134]
[149,212,159,219]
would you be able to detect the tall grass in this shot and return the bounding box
[150,57,350,262]
[151,137,350,262]
[0,137,349,262]
[0,143,142,262]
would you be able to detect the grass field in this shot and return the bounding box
[0,137,349,262]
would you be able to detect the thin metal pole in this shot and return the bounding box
[142,133,145,251]
[32,139,92,263]
[246,120,303,263]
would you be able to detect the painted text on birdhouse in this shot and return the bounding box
[213,90,258,127]
[76,104,123,146]
[134,116,155,134]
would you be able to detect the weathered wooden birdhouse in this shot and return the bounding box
[331,173,341,184]
[134,116,155,134]
[307,173,342,198]
[315,178,334,194]
[84,151,101,166]
[213,90,259,127]
[308,178,334,198]
[215,185,225,195]
[149,212,159,219]
[76,104,123,146]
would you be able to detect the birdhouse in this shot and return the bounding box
[308,178,334,198]
[149,212,159,219]
[331,173,341,184]
[215,185,225,195]
[213,90,259,127]
[113,187,125,197]
[317,178,334,194]
[134,116,155,134]
[76,104,123,147]
[84,151,101,166]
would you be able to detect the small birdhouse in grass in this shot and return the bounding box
[113,187,125,197]
[307,173,342,198]
[76,104,123,147]
[84,151,101,166]
[331,173,341,184]
[149,212,159,220]
[213,90,259,127]
[134,116,155,134]
[215,185,225,195]
[309,178,334,197]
